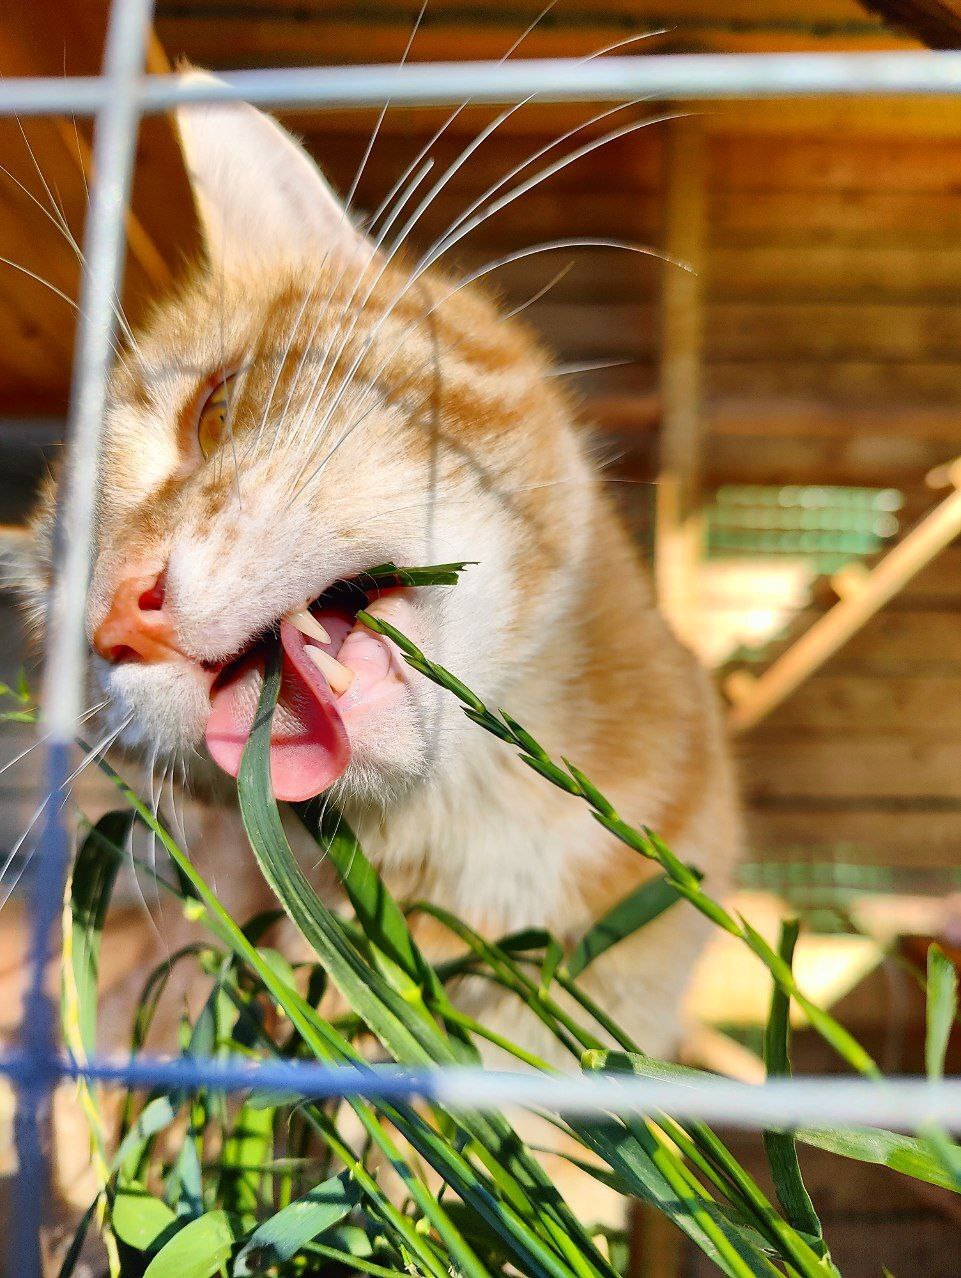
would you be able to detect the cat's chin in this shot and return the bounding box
[102,657,214,758]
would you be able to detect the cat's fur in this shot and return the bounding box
[19,89,739,1073]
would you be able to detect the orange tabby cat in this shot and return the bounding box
[15,85,739,1098]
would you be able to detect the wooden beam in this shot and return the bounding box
[857,0,961,48]
[727,469,961,732]
[655,116,707,646]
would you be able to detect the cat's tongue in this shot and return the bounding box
[205,619,350,801]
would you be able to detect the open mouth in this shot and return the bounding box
[205,576,409,801]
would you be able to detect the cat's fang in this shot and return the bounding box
[304,644,355,695]
[285,608,332,645]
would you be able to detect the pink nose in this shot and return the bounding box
[92,569,180,664]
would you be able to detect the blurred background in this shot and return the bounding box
[6,1,961,1270]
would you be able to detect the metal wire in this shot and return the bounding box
[10,0,156,1273]
[3,50,961,118]
[8,6,961,1270]
[3,1052,961,1131]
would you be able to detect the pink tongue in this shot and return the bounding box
[205,619,350,801]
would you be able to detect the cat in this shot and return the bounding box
[12,80,739,1133]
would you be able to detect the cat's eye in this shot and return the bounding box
[197,372,238,458]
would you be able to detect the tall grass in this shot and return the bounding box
[18,563,960,1277]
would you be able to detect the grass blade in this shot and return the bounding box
[566,873,688,980]
[762,920,827,1256]
[142,1210,244,1278]
[926,944,957,1081]
[233,1170,361,1275]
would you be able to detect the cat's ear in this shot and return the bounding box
[174,69,373,276]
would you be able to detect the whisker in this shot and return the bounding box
[364,0,554,241]
[15,117,72,239]
[291,103,676,492]
[550,357,635,377]
[344,0,427,214]
[0,255,79,312]
[295,219,670,498]
[5,123,138,351]
[0,697,108,782]
[501,262,574,320]
[63,714,132,789]
[424,109,686,270]
[442,237,689,304]
[254,282,322,456]
[0,709,127,909]
[263,150,439,462]
[0,794,51,909]
[277,157,438,461]
[263,2,442,461]
[124,750,166,944]
[283,7,570,474]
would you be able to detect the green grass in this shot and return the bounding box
[19,563,961,1277]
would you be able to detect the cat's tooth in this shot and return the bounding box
[362,594,404,621]
[305,644,355,695]
[285,609,331,645]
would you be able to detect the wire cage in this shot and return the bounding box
[9,5,961,1275]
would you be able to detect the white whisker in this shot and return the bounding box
[551,358,635,377]
[0,795,51,910]
[441,237,689,304]
[501,262,574,319]
[0,697,108,782]
[64,714,132,789]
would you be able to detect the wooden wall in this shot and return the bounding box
[298,108,961,889]
[4,0,961,891]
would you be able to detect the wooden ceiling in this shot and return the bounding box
[153,0,905,64]
[0,0,940,450]
[860,0,961,47]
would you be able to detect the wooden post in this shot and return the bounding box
[656,116,707,648]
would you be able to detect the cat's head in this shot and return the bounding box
[23,84,594,807]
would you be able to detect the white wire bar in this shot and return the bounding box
[4,1052,961,1132]
[11,0,157,1273]
[4,51,961,118]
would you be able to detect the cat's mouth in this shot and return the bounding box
[204,579,411,801]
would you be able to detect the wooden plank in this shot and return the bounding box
[157,0,898,68]
[703,96,961,138]
[713,135,961,191]
[726,476,961,732]
[710,398,961,442]
[708,360,961,404]
[858,0,961,50]
[740,730,961,799]
[292,99,961,145]
[892,545,961,601]
[0,2,197,413]
[757,673,961,730]
[594,394,961,453]
[747,805,961,868]
[704,432,951,487]
[710,245,961,301]
[528,301,961,362]
[707,302,961,360]
[714,190,961,244]
[656,118,707,642]
[777,608,961,668]
[154,0,887,23]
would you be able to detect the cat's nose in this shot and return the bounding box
[92,569,181,664]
